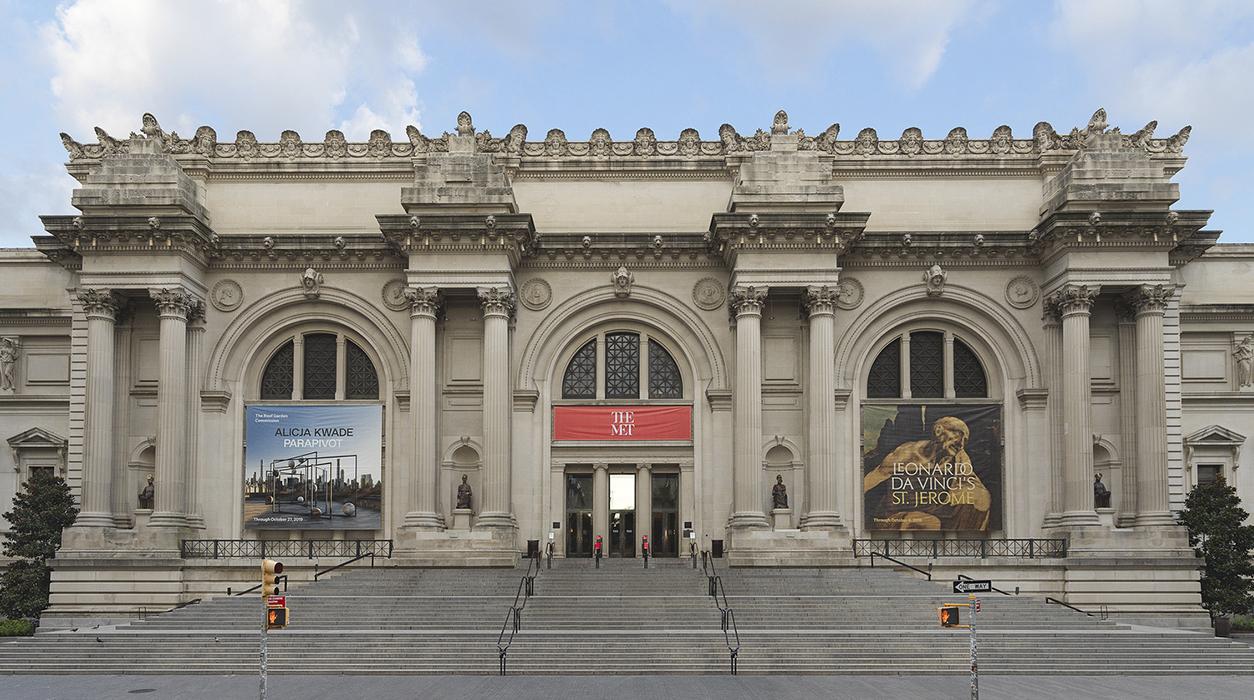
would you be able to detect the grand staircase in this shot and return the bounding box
[2,556,1252,675]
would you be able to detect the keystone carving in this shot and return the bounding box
[611,266,634,298]
[301,268,324,299]
[923,264,947,296]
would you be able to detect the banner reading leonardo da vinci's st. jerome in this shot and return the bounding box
[861,404,1002,532]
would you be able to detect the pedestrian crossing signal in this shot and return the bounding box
[266,606,289,629]
[938,605,961,627]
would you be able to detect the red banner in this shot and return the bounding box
[553,405,692,441]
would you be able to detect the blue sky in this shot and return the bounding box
[1,0,1252,246]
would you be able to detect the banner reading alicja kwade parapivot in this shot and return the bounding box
[861,404,1002,532]
[244,404,383,530]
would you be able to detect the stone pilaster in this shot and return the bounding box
[1051,284,1100,527]
[801,285,842,530]
[1130,284,1176,526]
[1042,304,1064,527]
[476,287,514,529]
[728,285,769,530]
[109,311,132,527]
[76,288,120,528]
[637,464,653,556]
[1115,300,1139,528]
[404,286,444,529]
[148,287,192,529]
[593,463,609,546]
[184,303,206,529]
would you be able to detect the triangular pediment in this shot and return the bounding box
[6,427,67,450]
[1184,425,1246,447]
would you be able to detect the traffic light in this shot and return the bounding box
[261,559,284,598]
[938,605,961,627]
[266,606,289,630]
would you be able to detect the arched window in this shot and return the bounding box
[865,330,988,399]
[258,331,379,400]
[560,330,684,400]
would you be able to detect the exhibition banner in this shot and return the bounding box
[861,404,1001,532]
[243,404,383,530]
[553,405,692,441]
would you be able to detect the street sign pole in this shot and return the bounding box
[969,593,979,700]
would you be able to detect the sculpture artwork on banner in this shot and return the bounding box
[861,404,1001,531]
[457,474,473,510]
[771,475,789,509]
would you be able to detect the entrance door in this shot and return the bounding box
[608,473,636,557]
[565,474,593,557]
[651,473,679,557]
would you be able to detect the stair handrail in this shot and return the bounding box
[1045,596,1095,617]
[496,552,541,675]
[314,549,377,580]
[229,574,287,597]
[869,550,933,580]
[700,550,741,675]
[956,573,1017,596]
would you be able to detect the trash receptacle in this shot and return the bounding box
[712,539,724,558]
[526,539,540,559]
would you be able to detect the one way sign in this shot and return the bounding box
[953,579,992,593]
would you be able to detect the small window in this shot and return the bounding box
[559,331,684,400]
[345,341,379,400]
[260,341,294,400]
[865,330,988,399]
[953,339,988,398]
[605,332,640,399]
[1196,464,1223,486]
[866,338,901,398]
[562,340,597,399]
[909,331,944,398]
[258,332,379,401]
[648,340,682,399]
[302,333,337,400]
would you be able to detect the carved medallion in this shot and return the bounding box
[382,280,409,311]
[835,278,864,310]
[692,278,726,311]
[1005,276,1040,309]
[210,279,243,312]
[520,279,552,311]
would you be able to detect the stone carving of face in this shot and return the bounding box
[931,417,970,458]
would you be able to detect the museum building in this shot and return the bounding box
[1,108,1252,627]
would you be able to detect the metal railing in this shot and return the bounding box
[314,549,379,580]
[497,553,541,675]
[181,539,393,560]
[230,575,286,597]
[869,551,933,580]
[853,538,1067,559]
[1045,597,1109,620]
[700,551,741,675]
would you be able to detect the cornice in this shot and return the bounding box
[707,211,869,266]
[206,233,402,269]
[0,309,73,327]
[1180,304,1254,323]
[845,230,1037,267]
[40,214,217,266]
[377,213,537,266]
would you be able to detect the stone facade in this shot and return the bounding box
[0,109,1247,628]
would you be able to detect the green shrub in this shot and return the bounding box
[1178,477,1254,618]
[1233,614,1254,632]
[0,470,77,620]
[0,619,34,637]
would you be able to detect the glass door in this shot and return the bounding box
[565,474,593,557]
[651,473,679,557]
[608,473,636,557]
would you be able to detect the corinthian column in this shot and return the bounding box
[476,287,514,529]
[1042,303,1063,527]
[184,302,206,529]
[1130,284,1176,526]
[404,287,444,529]
[76,288,120,527]
[802,285,842,530]
[149,287,192,529]
[729,286,769,530]
[1051,284,1100,527]
[1115,300,1139,528]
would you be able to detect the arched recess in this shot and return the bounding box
[441,440,482,518]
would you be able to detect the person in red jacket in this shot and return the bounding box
[641,535,650,568]
[594,534,603,566]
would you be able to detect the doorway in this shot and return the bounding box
[651,473,679,557]
[609,473,636,557]
[565,474,593,557]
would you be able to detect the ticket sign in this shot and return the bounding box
[553,405,692,441]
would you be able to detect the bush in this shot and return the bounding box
[0,470,77,620]
[1178,477,1254,619]
[0,619,34,637]
[1233,614,1254,632]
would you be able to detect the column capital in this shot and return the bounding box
[404,286,442,318]
[477,286,515,318]
[593,462,609,472]
[1046,284,1099,317]
[1125,283,1176,316]
[804,285,839,317]
[149,287,196,320]
[1113,296,1138,324]
[730,285,767,318]
[76,287,121,320]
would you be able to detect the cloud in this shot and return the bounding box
[0,165,77,246]
[667,0,979,89]
[41,0,428,140]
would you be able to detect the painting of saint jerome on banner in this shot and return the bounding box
[861,404,1002,532]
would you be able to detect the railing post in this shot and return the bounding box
[356,540,362,559]
[980,539,987,559]
[213,540,219,560]
[261,541,266,559]
[1029,539,1035,559]
[932,539,939,559]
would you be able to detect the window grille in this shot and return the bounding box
[260,340,294,400]
[345,340,379,399]
[562,340,597,399]
[867,338,901,398]
[648,339,682,399]
[302,333,337,400]
[605,332,640,399]
[909,331,944,398]
[953,338,988,398]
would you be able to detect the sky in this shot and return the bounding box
[1,0,1252,246]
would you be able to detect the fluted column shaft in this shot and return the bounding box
[184,308,205,529]
[1054,285,1100,527]
[477,287,514,529]
[729,286,769,529]
[637,465,652,556]
[802,286,842,530]
[405,287,443,529]
[149,287,192,528]
[1042,310,1064,527]
[1115,304,1139,527]
[77,289,120,527]
[593,464,609,546]
[1132,285,1175,526]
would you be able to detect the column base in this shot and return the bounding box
[771,508,794,530]
[1042,512,1063,528]
[1055,509,1101,528]
[75,511,117,528]
[727,527,854,567]
[147,511,190,529]
[799,510,844,531]
[474,511,516,529]
[402,511,447,530]
[727,511,770,530]
[393,527,519,567]
[1134,511,1178,528]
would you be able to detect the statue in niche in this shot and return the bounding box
[1093,473,1111,509]
[138,475,154,510]
[1234,335,1254,388]
[0,337,19,391]
[456,474,473,510]
[771,475,789,509]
